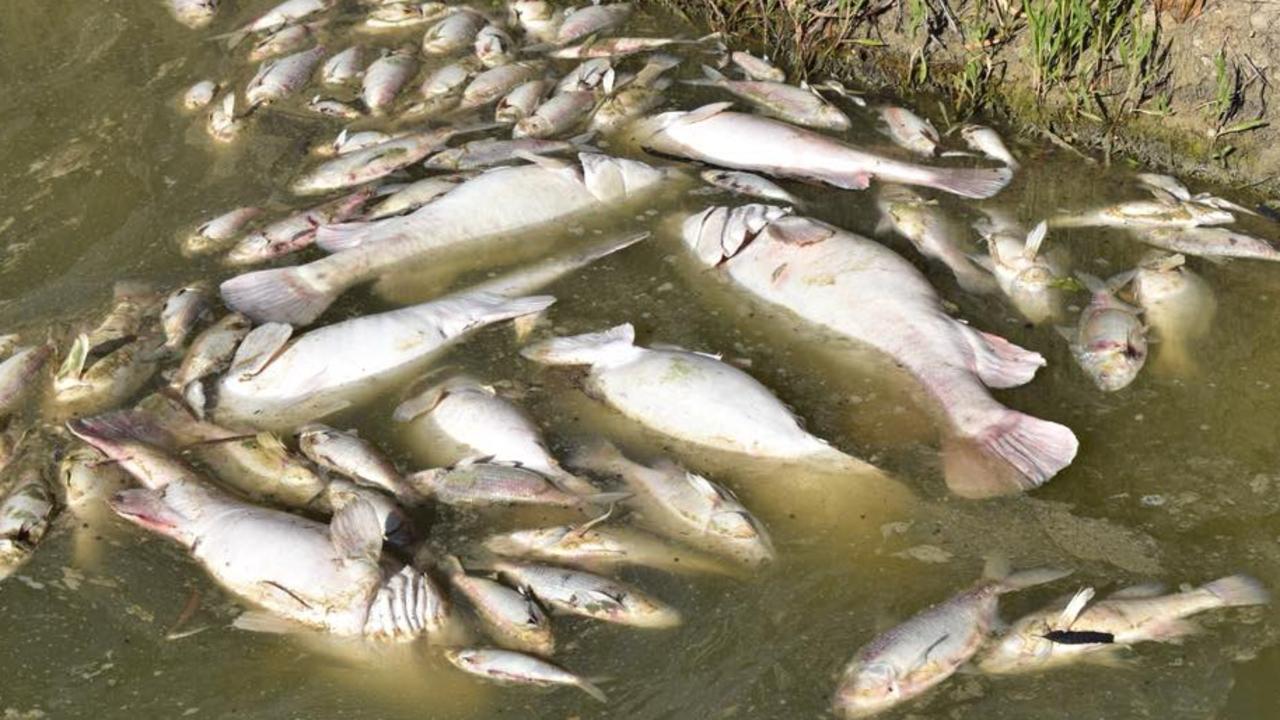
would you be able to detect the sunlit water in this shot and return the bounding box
[1,1,1278,719]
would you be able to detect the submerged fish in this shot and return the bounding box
[0,344,53,419]
[492,559,681,628]
[408,463,622,508]
[681,205,1077,497]
[1129,252,1216,375]
[206,93,242,143]
[423,138,575,170]
[445,648,605,701]
[875,185,996,293]
[182,207,262,256]
[181,80,218,111]
[1061,272,1147,392]
[1132,227,1280,262]
[960,124,1018,168]
[700,169,802,206]
[0,469,57,581]
[685,66,850,131]
[978,575,1269,674]
[975,214,1066,324]
[442,556,554,656]
[879,106,939,156]
[168,0,217,29]
[632,104,1012,199]
[832,562,1070,718]
[1050,199,1234,229]
[555,2,631,45]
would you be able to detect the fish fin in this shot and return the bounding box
[955,324,1046,388]
[55,334,90,383]
[314,221,381,252]
[232,611,309,635]
[915,165,1013,200]
[404,468,444,496]
[763,216,836,246]
[1137,173,1191,201]
[1105,270,1138,294]
[67,410,175,450]
[1202,575,1270,607]
[968,253,995,272]
[939,150,979,158]
[685,472,728,504]
[577,231,650,263]
[220,265,338,326]
[1023,221,1049,259]
[520,324,637,366]
[998,567,1074,593]
[222,27,251,51]
[941,413,1079,497]
[677,102,734,126]
[228,322,292,378]
[108,488,185,535]
[392,383,447,422]
[329,498,385,561]
[1108,582,1167,599]
[1056,587,1096,628]
[577,678,608,703]
[568,505,615,538]
[699,64,727,82]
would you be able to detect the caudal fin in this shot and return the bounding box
[220,265,339,326]
[956,324,1046,388]
[1203,575,1270,608]
[915,165,1014,200]
[942,412,1079,498]
[67,411,175,454]
[521,323,638,366]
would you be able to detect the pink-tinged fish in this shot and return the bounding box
[632,103,1013,199]
[681,205,1078,497]
[1060,272,1147,392]
[226,188,374,264]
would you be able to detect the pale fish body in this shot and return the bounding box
[248,22,320,62]
[306,96,362,119]
[571,441,774,567]
[226,188,373,264]
[0,469,56,581]
[160,283,211,351]
[181,80,218,110]
[875,185,996,293]
[508,0,561,42]
[554,59,613,94]
[461,62,543,109]
[1050,199,1234,229]
[1129,252,1216,374]
[960,124,1018,168]
[0,345,53,419]
[290,129,467,195]
[367,175,468,218]
[59,444,131,567]
[442,556,554,656]
[978,575,1270,674]
[555,3,630,45]
[328,130,397,156]
[632,105,1013,199]
[170,313,253,395]
[681,205,1077,497]
[549,36,687,60]
[445,648,605,701]
[298,423,413,500]
[495,80,548,123]
[362,2,450,29]
[206,93,242,143]
[1064,273,1147,392]
[588,54,679,133]
[362,49,418,114]
[232,0,329,37]
[730,50,784,82]
[977,216,1065,325]
[422,10,486,55]
[688,66,850,131]
[110,473,435,640]
[513,91,595,139]
[879,106,939,156]
[214,291,555,429]
[407,463,615,508]
[493,560,681,628]
[424,139,573,170]
[220,154,669,325]
[184,207,262,256]
[420,57,480,99]
[474,24,515,68]
[80,281,161,353]
[701,169,801,206]
[0,423,20,475]
[522,324,857,464]
[53,336,162,415]
[245,46,326,108]
[321,46,365,85]
[394,375,591,492]
[833,565,1070,718]
[1137,173,1258,216]
[168,0,218,28]
[1133,227,1280,262]
[485,520,734,575]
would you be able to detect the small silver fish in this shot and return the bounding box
[493,560,681,628]
[0,469,57,581]
[730,50,784,82]
[321,46,365,85]
[362,48,418,114]
[554,58,614,95]
[700,169,801,206]
[181,80,218,111]
[513,91,595,139]
[362,1,450,30]
[462,61,543,109]
[555,2,630,45]
[245,45,326,108]
[0,345,53,419]
[366,175,468,218]
[976,214,1065,324]
[1050,199,1234,229]
[685,65,849,130]
[422,9,485,55]
[306,96,364,119]
[508,0,561,42]
[423,138,575,170]
[248,22,321,62]
[160,283,211,352]
[170,313,253,397]
[1134,227,1280,261]
[1060,272,1146,392]
[445,648,605,701]
[226,188,373,264]
[442,556,554,656]
[495,79,548,123]
[167,0,218,29]
[182,207,263,256]
[879,106,939,156]
[291,128,477,195]
[206,93,242,143]
[960,124,1018,168]
[1129,251,1216,375]
[298,423,414,500]
[876,185,996,293]
[407,462,625,508]
[474,24,515,68]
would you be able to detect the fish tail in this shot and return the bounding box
[955,324,1046,388]
[1203,575,1270,608]
[219,265,339,326]
[520,323,637,366]
[576,678,608,703]
[314,221,383,252]
[942,412,1079,498]
[995,566,1074,592]
[912,165,1013,200]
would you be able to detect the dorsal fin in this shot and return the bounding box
[330,498,384,562]
[1023,221,1049,259]
[678,102,734,125]
[229,322,292,379]
[1055,587,1096,629]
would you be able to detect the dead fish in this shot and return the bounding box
[80,281,161,354]
[700,169,801,206]
[366,175,469,218]
[978,576,1269,674]
[0,469,57,582]
[407,462,624,508]
[729,50,784,82]
[495,79,549,123]
[513,91,595,139]
[206,93,242,143]
[321,45,365,85]
[879,106,939,156]
[362,48,418,114]
[53,335,163,415]
[442,556,554,656]
[1129,251,1216,375]
[588,54,679,133]
[445,648,605,701]
[1133,227,1280,261]
[508,0,561,42]
[224,0,332,48]
[181,80,218,111]
[875,184,997,293]
[685,65,849,131]
[474,24,515,67]
[248,21,322,62]
[461,61,543,109]
[1050,199,1234,229]
[960,124,1018,169]
[59,444,131,568]
[170,313,253,401]
[555,2,630,45]
[423,138,576,170]
[1060,272,1147,392]
[291,127,490,196]
[422,9,486,55]
[362,1,450,30]
[832,562,1070,718]
[0,345,53,419]
[160,283,211,352]
[550,35,702,60]
[305,96,364,119]
[168,0,218,29]
[245,45,326,108]
[319,129,397,157]
[298,423,415,501]
[1136,173,1257,217]
[492,559,681,628]
[183,207,262,256]
[226,188,374,264]
[554,58,614,95]
[976,216,1065,325]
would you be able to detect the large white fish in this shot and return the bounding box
[631,103,1012,199]
[680,205,1078,497]
[220,154,670,325]
[522,324,868,467]
[213,291,554,429]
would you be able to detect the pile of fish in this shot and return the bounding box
[0,0,1275,713]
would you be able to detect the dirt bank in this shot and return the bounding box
[656,0,1279,200]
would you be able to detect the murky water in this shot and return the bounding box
[1,1,1278,718]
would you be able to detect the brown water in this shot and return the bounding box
[1,1,1278,719]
